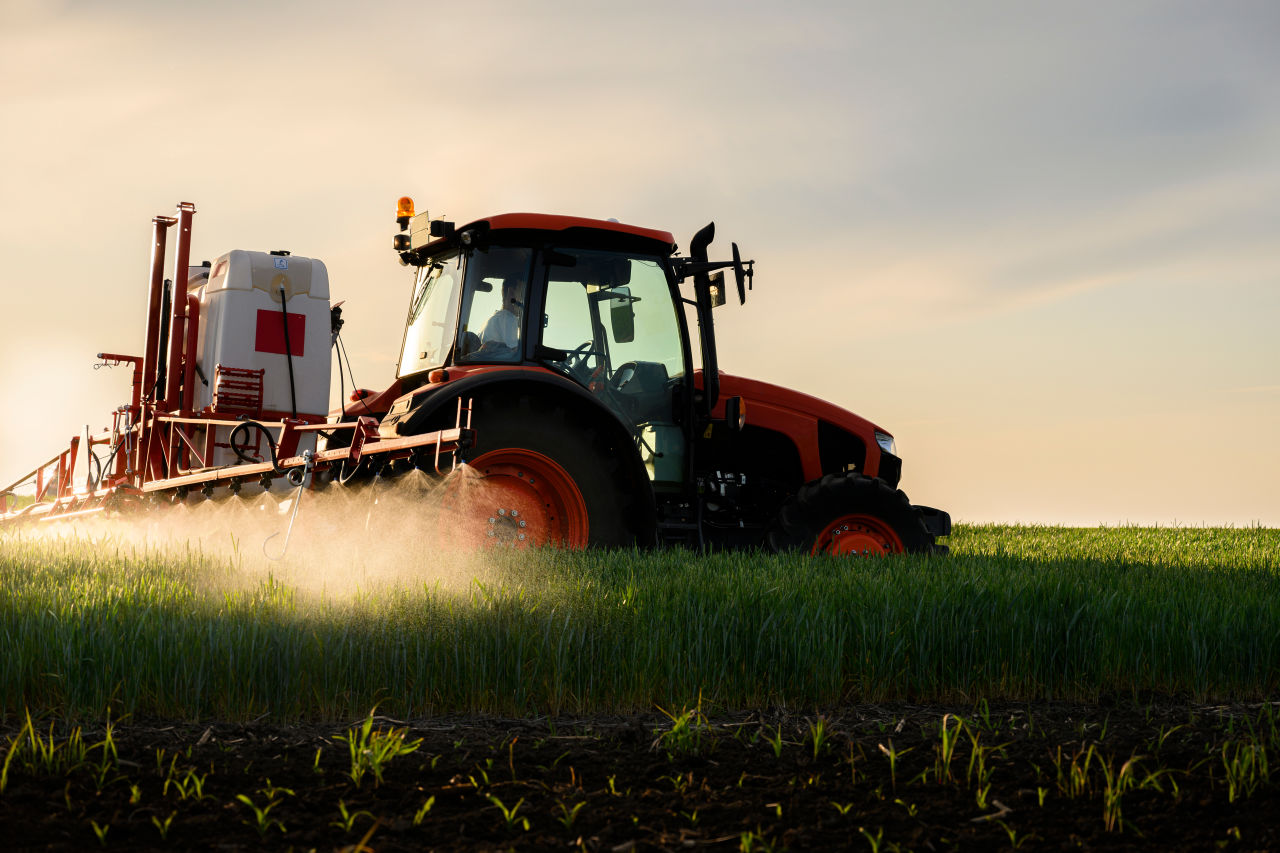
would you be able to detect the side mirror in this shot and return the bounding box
[732,242,750,305]
[610,286,635,342]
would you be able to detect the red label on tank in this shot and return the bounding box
[255,310,306,356]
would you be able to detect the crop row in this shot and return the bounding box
[1,524,1277,719]
[2,703,1278,850]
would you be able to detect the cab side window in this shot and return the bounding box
[456,246,533,363]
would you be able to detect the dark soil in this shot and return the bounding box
[2,701,1278,851]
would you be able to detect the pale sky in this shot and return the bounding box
[2,0,1277,526]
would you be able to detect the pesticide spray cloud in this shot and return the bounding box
[17,465,525,599]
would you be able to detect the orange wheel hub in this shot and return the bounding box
[454,448,589,548]
[812,514,904,556]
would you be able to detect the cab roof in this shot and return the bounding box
[475,213,674,248]
[412,212,676,260]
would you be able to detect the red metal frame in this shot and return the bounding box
[0,203,476,526]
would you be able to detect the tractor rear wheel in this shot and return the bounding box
[766,473,934,556]
[444,395,641,549]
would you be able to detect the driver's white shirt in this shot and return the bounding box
[481,309,519,347]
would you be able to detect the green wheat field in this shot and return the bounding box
[2,524,1278,721]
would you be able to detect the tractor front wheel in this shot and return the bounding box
[766,473,935,556]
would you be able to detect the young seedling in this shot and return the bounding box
[661,771,694,794]
[654,694,713,759]
[975,782,992,810]
[413,795,437,826]
[858,825,885,852]
[169,768,211,802]
[996,820,1038,850]
[2,711,90,790]
[236,792,286,838]
[763,724,785,759]
[555,799,585,830]
[535,749,571,773]
[1220,739,1268,803]
[807,716,829,759]
[844,742,865,784]
[88,720,119,791]
[1055,743,1097,799]
[739,826,779,853]
[935,714,966,784]
[331,799,374,833]
[878,740,913,792]
[259,778,295,800]
[1100,753,1144,832]
[487,794,530,831]
[151,811,177,841]
[333,710,422,788]
[468,763,492,791]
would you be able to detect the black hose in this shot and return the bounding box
[279,286,298,419]
[231,420,280,470]
[230,420,311,486]
[337,332,375,415]
[87,438,125,491]
[87,448,102,490]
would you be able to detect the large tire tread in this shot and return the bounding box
[766,472,935,555]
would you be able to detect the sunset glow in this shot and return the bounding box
[2,1,1277,525]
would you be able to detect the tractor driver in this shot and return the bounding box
[478,276,525,357]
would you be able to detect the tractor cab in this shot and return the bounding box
[392,206,712,491]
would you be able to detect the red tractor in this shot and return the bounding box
[335,199,950,555]
[0,198,948,557]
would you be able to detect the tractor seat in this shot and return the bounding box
[612,360,670,422]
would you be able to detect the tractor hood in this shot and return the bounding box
[699,371,895,482]
[705,372,888,439]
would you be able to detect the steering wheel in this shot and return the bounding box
[565,340,603,381]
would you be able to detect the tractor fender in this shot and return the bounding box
[388,368,659,543]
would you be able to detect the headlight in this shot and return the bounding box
[874,430,897,456]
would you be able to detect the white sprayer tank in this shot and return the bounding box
[190,250,331,466]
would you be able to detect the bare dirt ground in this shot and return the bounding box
[3,701,1278,851]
